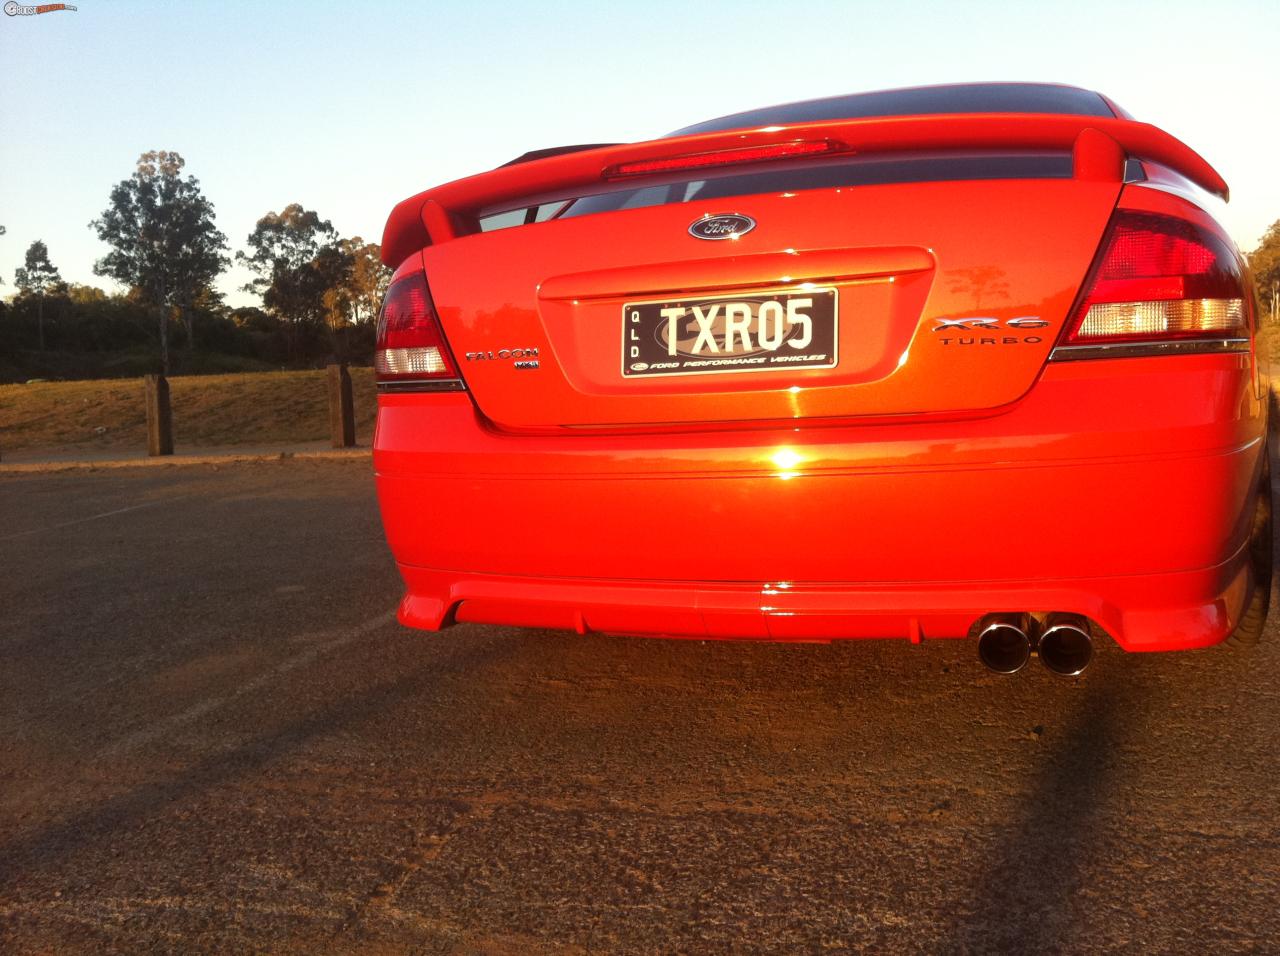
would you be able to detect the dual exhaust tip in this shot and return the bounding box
[977,612,1093,676]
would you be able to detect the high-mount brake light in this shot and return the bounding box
[374,272,464,389]
[603,140,847,179]
[1054,210,1248,358]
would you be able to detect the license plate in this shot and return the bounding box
[621,288,838,378]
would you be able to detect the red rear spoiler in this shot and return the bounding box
[382,113,1228,268]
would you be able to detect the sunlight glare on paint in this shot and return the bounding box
[771,447,804,479]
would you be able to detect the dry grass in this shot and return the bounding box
[0,368,377,453]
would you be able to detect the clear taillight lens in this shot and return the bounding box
[1074,298,1244,340]
[1060,211,1248,348]
[376,346,450,376]
[374,272,463,386]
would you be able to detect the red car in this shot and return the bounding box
[373,82,1271,676]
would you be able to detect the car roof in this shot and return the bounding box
[667,82,1118,137]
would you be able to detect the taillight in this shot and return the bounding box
[374,272,464,389]
[1055,210,1248,358]
[603,139,846,179]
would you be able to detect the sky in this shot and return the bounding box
[1,0,1278,308]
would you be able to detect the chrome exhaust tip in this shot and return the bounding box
[1038,613,1093,676]
[977,613,1033,674]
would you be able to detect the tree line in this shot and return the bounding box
[5,153,1280,383]
[0,150,389,381]
[1252,221,1280,323]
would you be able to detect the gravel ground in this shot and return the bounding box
[2,459,1278,954]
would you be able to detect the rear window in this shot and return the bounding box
[557,152,1074,220]
[479,201,570,232]
[668,83,1114,137]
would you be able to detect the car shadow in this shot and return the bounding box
[935,655,1152,952]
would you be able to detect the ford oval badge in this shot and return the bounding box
[689,213,756,241]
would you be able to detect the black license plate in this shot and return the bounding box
[622,288,838,378]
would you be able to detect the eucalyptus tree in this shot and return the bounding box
[90,151,228,372]
[14,240,62,350]
[237,204,351,355]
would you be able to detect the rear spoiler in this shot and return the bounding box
[382,113,1229,268]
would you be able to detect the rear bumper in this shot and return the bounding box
[393,556,1250,651]
[374,353,1266,651]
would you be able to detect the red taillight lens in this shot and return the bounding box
[603,139,846,179]
[375,272,462,385]
[1060,211,1247,347]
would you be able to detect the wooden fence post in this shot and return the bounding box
[328,363,356,448]
[144,374,174,456]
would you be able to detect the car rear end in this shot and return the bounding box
[373,83,1268,660]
